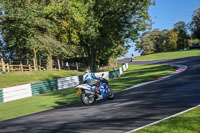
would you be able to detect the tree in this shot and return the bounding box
[1,0,154,72]
[44,0,154,72]
[189,8,200,39]
[0,40,5,70]
[136,31,154,55]
[174,21,189,49]
[0,0,68,70]
[188,38,200,48]
[136,28,180,55]
[136,29,168,55]
[1,1,45,67]
[80,0,154,72]
[166,29,178,51]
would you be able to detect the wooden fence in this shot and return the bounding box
[0,63,45,72]
[0,58,83,72]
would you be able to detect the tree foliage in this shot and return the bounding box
[136,7,200,56]
[0,0,154,72]
[174,21,189,49]
[136,29,180,55]
[189,8,200,39]
[0,0,69,69]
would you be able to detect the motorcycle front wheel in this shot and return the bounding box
[107,88,114,99]
[81,92,95,106]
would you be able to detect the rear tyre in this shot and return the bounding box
[107,88,114,99]
[81,92,95,106]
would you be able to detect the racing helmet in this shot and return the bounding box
[85,69,90,73]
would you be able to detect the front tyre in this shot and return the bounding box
[81,92,95,106]
[107,88,114,99]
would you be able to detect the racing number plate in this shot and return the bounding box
[76,88,82,95]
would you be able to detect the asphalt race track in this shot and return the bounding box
[1,57,200,133]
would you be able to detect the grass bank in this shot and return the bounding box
[0,70,83,88]
[0,64,123,88]
[135,106,200,133]
[135,49,200,60]
[0,65,176,121]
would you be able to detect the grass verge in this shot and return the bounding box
[134,107,200,133]
[0,64,123,88]
[98,63,123,72]
[0,70,83,88]
[0,65,176,121]
[135,49,200,60]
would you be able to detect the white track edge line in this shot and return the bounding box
[123,64,187,91]
[126,104,200,133]
[0,64,187,122]
[125,64,191,133]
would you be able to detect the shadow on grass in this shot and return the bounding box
[43,88,80,107]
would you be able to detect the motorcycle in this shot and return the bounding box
[75,74,114,105]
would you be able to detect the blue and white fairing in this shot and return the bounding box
[99,83,109,99]
[83,73,100,84]
[76,84,94,90]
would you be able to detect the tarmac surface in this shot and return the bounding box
[0,57,200,133]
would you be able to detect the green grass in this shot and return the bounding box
[0,64,123,88]
[0,70,83,88]
[135,107,200,133]
[0,65,176,121]
[109,65,176,92]
[135,49,200,60]
[98,63,123,72]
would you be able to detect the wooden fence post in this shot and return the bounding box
[11,65,13,72]
[39,65,41,71]
[1,58,5,72]
[9,59,12,65]
[39,57,42,66]
[76,62,79,71]
[27,59,29,65]
[6,63,10,72]
[20,63,23,71]
[29,64,32,71]
[4,63,6,72]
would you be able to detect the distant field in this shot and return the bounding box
[135,49,200,60]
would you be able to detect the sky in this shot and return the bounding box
[125,0,200,58]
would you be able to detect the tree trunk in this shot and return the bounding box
[1,58,5,72]
[0,42,5,72]
[83,43,98,72]
[33,47,38,71]
[88,47,97,72]
[57,58,61,71]
[47,54,53,70]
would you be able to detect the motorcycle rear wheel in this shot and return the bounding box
[81,92,95,105]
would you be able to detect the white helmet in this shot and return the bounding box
[85,69,90,73]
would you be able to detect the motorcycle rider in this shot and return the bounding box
[83,69,101,93]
